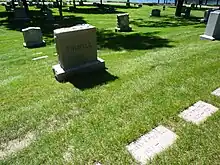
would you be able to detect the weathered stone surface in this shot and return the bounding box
[22,27,45,48]
[200,10,220,40]
[179,101,219,124]
[126,125,177,164]
[54,24,98,70]
[14,8,29,20]
[212,88,220,96]
[116,13,132,32]
[53,24,105,82]
[151,9,161,17]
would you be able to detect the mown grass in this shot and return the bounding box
[0,4,220,164]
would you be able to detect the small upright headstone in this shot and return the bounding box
[52,24,105,82]
[201,9,217,23]
[48,3,53,8]
[53,2,58,8]
[115,13,132,32]
[62,1,67,6]
[14,8,29,20]
[200,10,220,40]
[22,27,46,48]
[126,2,130,7]
[184,7,191,18]
[150,9,161,17]
[45,10,54,21]
[5,5,12,11]
[163,5,165,11]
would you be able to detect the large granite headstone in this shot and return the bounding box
[14,8,29,20]
[115,13,132,32]
[200,10,220,40]
[52,24,105,82]
[22,27,45,48]
[150,9,160,17]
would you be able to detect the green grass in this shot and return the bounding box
[0,4,220,164]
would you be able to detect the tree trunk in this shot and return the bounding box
[100,0,102,4]
[21,0,29,14]
[73,0,76,8]
[217,0,219,5]
[126,0,130,7]
[205,0,208,5]
[11,0,15,9]
[175,0,177,6]
[58,0,63,18]
[158,0,160,4]
[175,0,184,16]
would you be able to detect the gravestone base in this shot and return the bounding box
[200,34,215,41]
[52,58,105,82]
[23,40,46,48]
[115,27,132,32]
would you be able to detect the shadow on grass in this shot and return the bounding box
[68,70,118,90]
[0,10,8,18]
[63,6,124,14]
[0,10,87,44]
[130,15,202,28]
[97,29,173,50]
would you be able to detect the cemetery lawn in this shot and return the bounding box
[1,4,220,164]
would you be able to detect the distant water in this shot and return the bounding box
[120,0,218,5]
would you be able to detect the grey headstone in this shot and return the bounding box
[151,9,160,17]
[200,10,220,40]
[178,101,218,124]
[212,88,220,96]
[14,8,29,20]
[52,24,105,82]
[22,27,45,48]
[45,10,54,21]
[115,13,132,32]
[126,125,177,164]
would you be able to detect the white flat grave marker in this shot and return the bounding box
[179,101,218,125]
[32,56,48,61]
[126,125,177,165]
[212,88,220,97]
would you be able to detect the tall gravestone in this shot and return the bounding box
[52,24,105,82]
[14,8,29,20]
[22,27,46,48]
[115,13,132,32]
[200,10,220,40]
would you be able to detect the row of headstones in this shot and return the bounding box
[24,9,220,81]
[150,6,191,17]
[23,13,131,81]
[5,6,54,21]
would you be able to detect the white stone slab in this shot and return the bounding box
[179,101,218,125]
[32,56,48,61]
[126,125,177,164]
[212,88,220,96]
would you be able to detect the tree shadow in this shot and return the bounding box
[68,70,118,90]
[0,10,87,45]
[130,15,202,28]
[97,29,173,50]
[0,10,8,18]
[63,6,123,14]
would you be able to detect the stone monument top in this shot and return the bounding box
[54,24,95,36]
